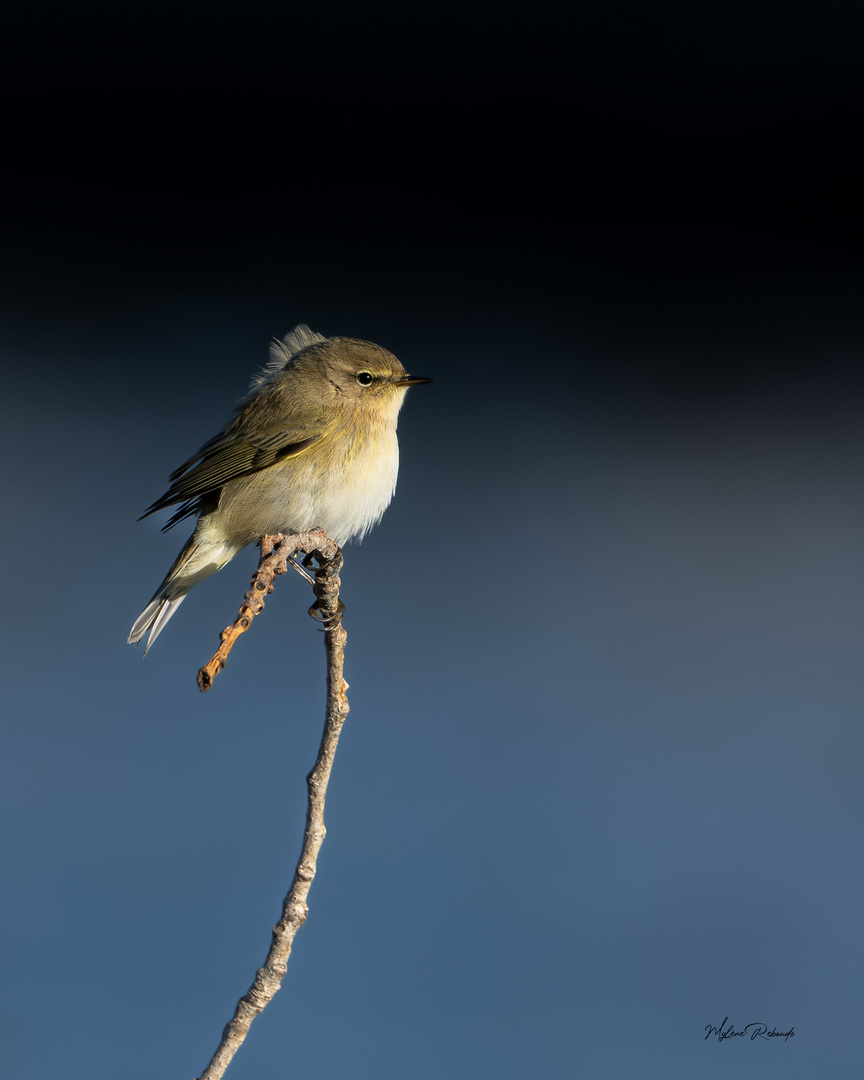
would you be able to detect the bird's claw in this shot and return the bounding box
[307,598,346,628]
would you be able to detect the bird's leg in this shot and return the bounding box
[287,554,316,586]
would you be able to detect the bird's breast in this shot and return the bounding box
[214,424,400,547]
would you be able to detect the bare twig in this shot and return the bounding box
[197,529,341,692]
[196,531,349,1080]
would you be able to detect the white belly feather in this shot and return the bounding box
[213,423,401,548]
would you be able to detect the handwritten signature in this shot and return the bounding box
[705,1018,795,1043]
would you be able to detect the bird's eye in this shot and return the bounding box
[356,372,374,385]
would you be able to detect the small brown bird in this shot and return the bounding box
[129,325,430,652]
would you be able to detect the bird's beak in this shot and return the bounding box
[393,376,433,387]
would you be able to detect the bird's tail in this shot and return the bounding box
[128,531,239,654]
[128,594,189,654]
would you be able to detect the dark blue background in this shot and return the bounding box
[2,2,862,1076]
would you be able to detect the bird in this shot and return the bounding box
[128,325,430,653]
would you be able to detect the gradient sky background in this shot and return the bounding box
[2,2,863,1078]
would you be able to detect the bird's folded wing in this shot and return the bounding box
[139,431,321,520]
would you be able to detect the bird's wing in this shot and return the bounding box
[139,386,329,523]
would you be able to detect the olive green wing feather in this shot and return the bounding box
[139,387,327,528]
